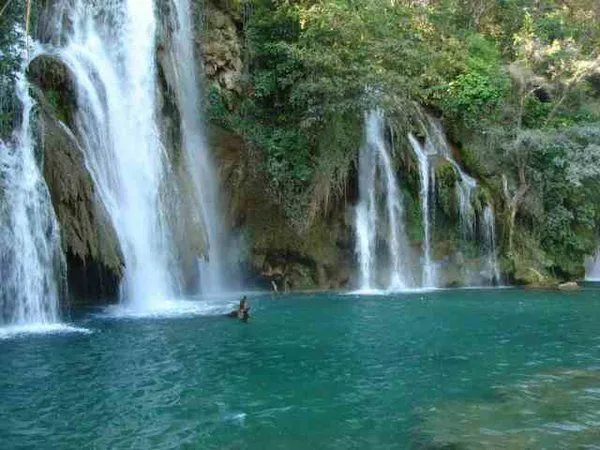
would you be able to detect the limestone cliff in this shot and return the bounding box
[198,0,244,94]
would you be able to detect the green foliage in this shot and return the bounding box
[503,124,600,277]
[206,0,600,277]
[218,0,441,224]
[0,1,26,138]
[0,0,44,138]
[207,83,234,127]
[522,95,551,128]
[440,35,510,127]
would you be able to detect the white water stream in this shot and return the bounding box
[0,73,64,325]
[355,110,501,290]
[53,0,179,310]
[0,0,234,318]
[408,133,436,288]
[169,0,232,295]
[355,111,415,291]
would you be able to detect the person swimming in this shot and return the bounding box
[227,297,250,322]
[240,304,250,323]
[237,298,248,318]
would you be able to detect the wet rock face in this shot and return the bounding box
[253,251,353,292]
[208,126,355,291]
[28,56,124,304]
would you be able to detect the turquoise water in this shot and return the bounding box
[2,289,600,448]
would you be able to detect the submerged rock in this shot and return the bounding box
[419,368,600,448]
[558,281,580,291]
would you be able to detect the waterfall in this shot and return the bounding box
[425,116,478,238]
[408,114,500,287]
[355,142,377,290]
[36,0,233,310]
[354,110,501,290]
[52,0,178,310]
[585,250,600,281]
[0,73,64,325]
[456,177,477,240]
[0,0,237,321]
[482,205,501,284]
[408,134,436,288]
[355,111,415,291]
[169,0,231,295]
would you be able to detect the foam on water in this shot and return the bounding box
[349,286,439,296]
[224,412,247,424]
[100,298,234,319]
[349,285,510,296]
[96,290,265,320]
[0,323,92,340]
[348,288,389,296]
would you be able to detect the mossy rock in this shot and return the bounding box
[27,55,76,125]
[31,88,124,303]
[434,160,459,221]
[512,259,556,287]
[471,186,487,214]
[432,238,459,260]
[435,160,458,186]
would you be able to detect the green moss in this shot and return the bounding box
[458,143,487,179]
[435,161,459,221]
[27,56,77,127]
[44,89,72,124]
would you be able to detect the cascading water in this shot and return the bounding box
[355,111,415,291]
[0,0,236,321]
[482,205,501,284]
[408,134,436,288]
[355,110,501,290]
[585,251,600,281]
[169,0,231,295]
[456,176,477,240]
[53,0,179,310]
[408,114,501,287]
[425,116,478,239]
[355,145,377,290]
[0,73,64,325]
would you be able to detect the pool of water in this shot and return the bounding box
[2,288,600,448]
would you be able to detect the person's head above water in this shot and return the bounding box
[239,296,248,309]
